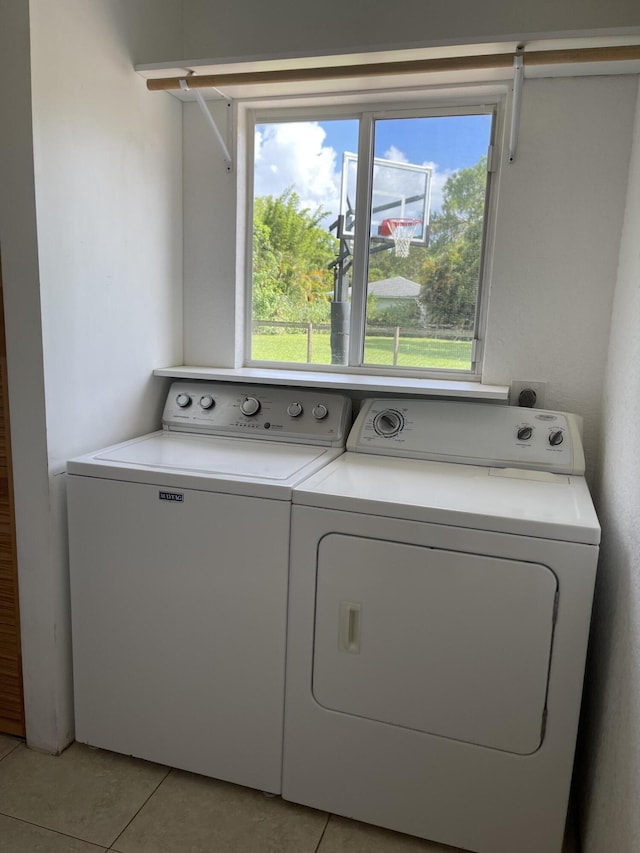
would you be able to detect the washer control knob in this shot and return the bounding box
[241,396,261,416]
[200,395,215,410]
[287,401,303,418]
[517,426,533,441]
[373,409,404,437]
[549,429,564,447]
[312,403,328,420]
[176,393,192,408]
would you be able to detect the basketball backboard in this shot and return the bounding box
[339,152,432,247]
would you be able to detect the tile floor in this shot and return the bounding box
[0,733,577,853]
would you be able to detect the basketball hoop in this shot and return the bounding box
[378,218,421,258]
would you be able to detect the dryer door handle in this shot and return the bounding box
[339,602,361,654]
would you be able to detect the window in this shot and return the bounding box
[247,102,497,377]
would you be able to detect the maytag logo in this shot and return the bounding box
[159,491,184,503]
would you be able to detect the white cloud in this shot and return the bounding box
[383,145,409,164]
[254,122,341,221]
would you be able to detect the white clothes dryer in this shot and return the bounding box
[67,381,351,794]
[282,398,600,853]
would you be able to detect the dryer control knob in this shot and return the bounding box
[176,393,192,408]
[312,404,328,420]
[287,402,303,417]
[200,395,215,410]
[373,409,404,437]
[549,429,564,446]
[241,396,261,416]
[517,426,533,441]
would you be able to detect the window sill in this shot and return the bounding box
[153,366,509,401]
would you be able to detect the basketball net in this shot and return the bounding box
[386,219,421,258]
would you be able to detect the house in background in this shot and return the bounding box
[334,277,424,322]
[366,276,426,327]
[1,2,640,852]
[368,276,422,309]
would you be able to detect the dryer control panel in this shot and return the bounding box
[348,399,585,474]
[163,382,352,447]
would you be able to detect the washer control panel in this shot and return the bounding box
[162,382,352,447]
[348,399,585,475]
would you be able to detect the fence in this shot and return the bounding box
[252,320,474,367]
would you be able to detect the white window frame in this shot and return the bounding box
[241,90,504,382]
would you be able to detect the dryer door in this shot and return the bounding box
[312,534,558,754]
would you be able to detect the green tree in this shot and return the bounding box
[252,189,337,322]
[366,296,422,328]
[420,157,487,326]
[367,244,428,284]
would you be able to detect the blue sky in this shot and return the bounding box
[320,114,492,175]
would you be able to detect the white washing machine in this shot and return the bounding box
[67,381,351,794]
[282,398,600,853]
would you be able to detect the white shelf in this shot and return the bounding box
[153,366,509,401]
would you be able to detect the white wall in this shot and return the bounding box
[579,84,640,853]
[179,0,640,63]
[484,74,638,477]
[183,100,240,366]
[31,0,184,466]
[13,0,184,753]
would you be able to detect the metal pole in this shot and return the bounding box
[330,301,350,364]
[330,215,350,365]
[393,326,400,365]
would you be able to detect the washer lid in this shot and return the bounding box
[68,431,342,499]
[293,453,600,544]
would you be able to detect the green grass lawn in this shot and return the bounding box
[251,332,472,370]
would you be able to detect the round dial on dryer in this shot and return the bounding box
[373,409,404,437]
[549,429,564,446]
[176,393,192,408]
[200,395,215,410]
[240,396,261,416]
[517,426,533,441]
[287,401,303,418]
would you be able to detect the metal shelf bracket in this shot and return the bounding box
[180,79,233,173]
[508,47,525,164]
